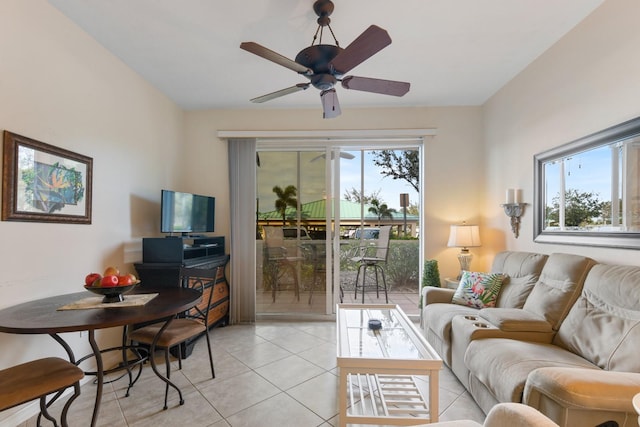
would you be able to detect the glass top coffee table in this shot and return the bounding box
[336,303,443,426]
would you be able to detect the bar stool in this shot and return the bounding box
[350,225,391,303]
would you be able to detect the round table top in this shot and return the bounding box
[0,288,200,334]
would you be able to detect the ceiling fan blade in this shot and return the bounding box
[329,25,392,75]
[250,83,310,103]
[240,42,313,75]
[310,152,356,162]
[341,76,410,97]
[320,89,341,119]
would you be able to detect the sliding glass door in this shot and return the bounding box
[256,142,422,317]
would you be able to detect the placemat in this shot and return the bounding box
[58,293,159,310]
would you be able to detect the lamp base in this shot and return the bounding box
[456,250,472,280]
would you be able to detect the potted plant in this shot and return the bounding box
[420,259,441,308]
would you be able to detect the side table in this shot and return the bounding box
[443,278,459,289]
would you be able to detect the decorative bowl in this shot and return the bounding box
[84,281,140,303]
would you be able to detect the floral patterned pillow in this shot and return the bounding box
[452,271,504,308]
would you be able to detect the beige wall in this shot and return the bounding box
[184,106,485,279]
[483,0,640,267]
[0,1,185,423]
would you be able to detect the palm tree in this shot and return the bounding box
[273,185,298,225]
[368,198,397,225]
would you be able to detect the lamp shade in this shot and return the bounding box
[447,224,481,248]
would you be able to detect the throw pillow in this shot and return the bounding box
[452,271,504,309]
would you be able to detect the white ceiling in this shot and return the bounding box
[48,0,604,113]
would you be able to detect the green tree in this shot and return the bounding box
[273,185,297,225]
[547,189,603,227]
[372,150,419,192]
[368,198,397,225]
[406,202,419,216]
[343,187,380,204]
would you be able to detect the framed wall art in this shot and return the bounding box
[2,131,93,224]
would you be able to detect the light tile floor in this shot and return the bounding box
[22,321,485,427]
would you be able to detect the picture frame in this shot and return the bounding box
[2,131,93,224]
[533,116,640,249]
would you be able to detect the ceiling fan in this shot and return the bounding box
[240,0,410,119]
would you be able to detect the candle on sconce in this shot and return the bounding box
[505,189,515,204]
[514,189,523,204]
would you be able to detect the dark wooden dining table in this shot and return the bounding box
[0,287,201,427]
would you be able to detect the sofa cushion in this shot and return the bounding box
[522,253,594,331]
[452,271,504,309]
[465,338,598,404]
[553,264,640,372]
[495,274,538,309]
[491,252,548,309]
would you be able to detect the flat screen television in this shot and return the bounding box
[161,189,215,235]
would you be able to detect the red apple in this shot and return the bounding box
[85,273,102,287]
[100,275,119,287]
[117,275,133,286]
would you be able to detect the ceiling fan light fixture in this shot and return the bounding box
[239,0,410,119]
[321,89,341,119]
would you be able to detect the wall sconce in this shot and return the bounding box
[447,222,481,280]
[501,189,527,238]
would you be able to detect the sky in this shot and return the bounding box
[544,144,615,207]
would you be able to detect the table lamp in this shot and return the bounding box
[447,222,481,280]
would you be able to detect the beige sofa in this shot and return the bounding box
[422,251,640,427]
[422,251,548,368]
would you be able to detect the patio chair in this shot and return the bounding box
[263,226,304,302]
[0,357,84,427]
[350,225,391,303]
[300,241,327,304]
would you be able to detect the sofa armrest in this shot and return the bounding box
[484,403,560,427]
[524,367,640,412]
[422,286,455,305]
[479,308,553,333]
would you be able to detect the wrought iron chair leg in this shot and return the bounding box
[163,349,171,410]
[354,264,361,299]
[60,382,81,427]
[377,265,389,303]
[39,395,59,427]
[205,331,215,378]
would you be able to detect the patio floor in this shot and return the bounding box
[256,282,421,318]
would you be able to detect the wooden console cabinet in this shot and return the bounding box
[134,236,230,357]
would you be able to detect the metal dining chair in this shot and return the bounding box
[0,357,84,427]
[128,266,221,410]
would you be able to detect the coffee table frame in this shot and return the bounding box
[336,303,443,426]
